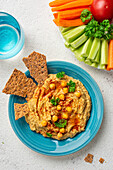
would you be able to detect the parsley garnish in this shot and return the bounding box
[84,19,113,40]
[80,9,92,23]
[54,119,67,128]
[56,71,65,78]
[50,97,60,106]
[67,80,76,92]
[46,132,52,137]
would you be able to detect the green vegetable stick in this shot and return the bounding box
[84,59,92,65]
[88,38,101,60]
[74,45,85,62]
[91,63,98,68]
[81,37,93,58]
[71,33,88,49]
[99,64,106,70]
[69,46,75,52]
[64,41,70,48]
[59,26,75,33]
[92,45,101,63]
[100,39,108,65]
[63,25,86,43]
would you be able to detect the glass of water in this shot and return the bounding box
[0,12,25,59]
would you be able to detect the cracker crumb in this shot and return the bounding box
[84,154,94,163]
[99,158,105,164]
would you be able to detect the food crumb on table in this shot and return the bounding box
[99,158,105,164]
[84,153,94,163]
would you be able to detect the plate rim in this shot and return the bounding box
[8,61,104,156]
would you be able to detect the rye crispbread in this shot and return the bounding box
[2,69,36,100]
[14,103,30,120]
[23,51,48,85]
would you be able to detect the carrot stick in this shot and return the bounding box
[106,40,113,70]
[53,19,59,26]
[58,7,90,19]
[53,18,84,27]
[52,0,93,12]
[49,0,75,7]
[53,13,58,19]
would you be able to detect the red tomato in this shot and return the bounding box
[91,0,113,22]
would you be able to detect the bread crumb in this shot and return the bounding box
[84,154,94,163]
[99,158,105,164]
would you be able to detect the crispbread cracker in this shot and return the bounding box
[14,103,30,120]
[2,69,36,100]
[23,51,48,85]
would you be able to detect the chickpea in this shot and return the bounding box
[57,132,63,138]
[57,105,62,111]
[62,113,68,119]
[52,115,58,122]
[66,107,72,113]
[63,87,68,94]
[41,120,47,127]
[61,80,67,87]
[59,94,65,100]
[60,128,65,133]
[50,83,56,90]
[75,92,81,98]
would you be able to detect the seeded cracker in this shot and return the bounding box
[23,51,48,85]
[84,154,94,163]
[14,103,30,120]
[2,69,36,100]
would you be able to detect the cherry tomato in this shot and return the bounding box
[91,0,113,22]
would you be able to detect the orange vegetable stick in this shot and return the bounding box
[58,7,90,19]
[49,0,75,7]
[53,18,84,27]
[107,40,113,71]
[53,13,58,19]
[52,0,93,12]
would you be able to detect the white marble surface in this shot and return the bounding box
[0,0,113,170]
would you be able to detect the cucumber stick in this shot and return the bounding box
[63,25,86,43]
[71,33,88,49]
[81,37,93,58]
[100,39,108,65]
[88,38,101,60]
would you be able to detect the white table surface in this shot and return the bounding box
[0,0,113,170]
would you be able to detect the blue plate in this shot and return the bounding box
[8,61,104,156]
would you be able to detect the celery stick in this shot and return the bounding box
[76,55,85,62]
[69,46,75,52]
[74,45,85,62]
[99,64,106,70]
[88,38,101,60]
[91,63,98,68]
[71,33,88,49]
[92,45,101,63]
[63,25,86,43]
[100,39,108,65]
[81,37,93,58]
[64,41,70,48]
[59,26,75,33]
[84,59,92,65]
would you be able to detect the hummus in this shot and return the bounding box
[25,74,91,140]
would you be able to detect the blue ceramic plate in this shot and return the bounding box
[8,61,104,156]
